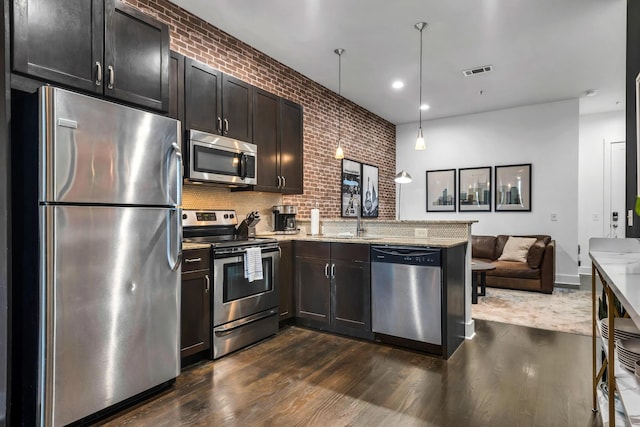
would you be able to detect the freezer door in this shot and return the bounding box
[40,205,181,426]
[40,86,182,206]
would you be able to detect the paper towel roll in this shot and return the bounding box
[310,208,320,235]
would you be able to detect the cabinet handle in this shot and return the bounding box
[224,118,229,134]
[107,65,114,89]
[282,176,286,189]
[277,176,281,189]
[184,257,202,263]
[325,263,329,278]
[95,62,102,86]
[204,274,210,293]
[217,117,222,133]
[331,263,335,279]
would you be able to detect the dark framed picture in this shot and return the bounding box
[341,159,362,217]
[361,163,379,217]
[458,167,492,212]
[495,164,532,212]
[426,169,456,212]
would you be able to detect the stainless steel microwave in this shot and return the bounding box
[186,130,257,186]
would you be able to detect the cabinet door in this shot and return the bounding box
[278,241,294,321]
[253,88,280,192]
[222,74,253,142]
[12,0,104,93]
[181,269,211,358]
[332,259,371,337]
[295,256,330,329]
[184,58,221,134]
[280,99,303,194]
[104,0,169,111]
[168,51,185,123]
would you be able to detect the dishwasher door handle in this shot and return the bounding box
[372,247,436,257]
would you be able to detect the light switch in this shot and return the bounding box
[550,213,558,221]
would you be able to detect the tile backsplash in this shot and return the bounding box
[182,184,283,233]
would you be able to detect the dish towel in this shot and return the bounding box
[244,247,263,282]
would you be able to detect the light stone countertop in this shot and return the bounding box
[182,242,212,251]
[256,233,467,248]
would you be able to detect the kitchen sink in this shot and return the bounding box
[324,234,383,241]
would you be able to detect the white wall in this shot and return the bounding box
[578,111,626,274]
[396,99,579,285]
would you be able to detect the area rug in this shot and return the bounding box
[472,287,593,336]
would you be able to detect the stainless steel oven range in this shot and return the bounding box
[182,210,279,359]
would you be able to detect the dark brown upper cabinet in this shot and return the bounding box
[12,0,169,112]
[279,99,303,194]
[252,92,303,194]
[184,58,252,142]
[168,51,185,124]
[252,88,280,192]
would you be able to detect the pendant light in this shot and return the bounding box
[415,22,428,150]
[334,48,345,160]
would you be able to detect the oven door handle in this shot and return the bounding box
[214,309,278,336]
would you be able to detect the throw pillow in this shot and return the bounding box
[498,236,537,263]
[527,239,547,269]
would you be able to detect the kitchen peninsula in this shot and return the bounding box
[262,218,477,357]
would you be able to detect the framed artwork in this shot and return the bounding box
[495,163,532,212]
[361,163,379,217]
[341,159,362,217]
[458,167,492,212]
[426,169,456,212]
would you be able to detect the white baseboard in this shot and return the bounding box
[555,274,580,286]
[465,318,475,339]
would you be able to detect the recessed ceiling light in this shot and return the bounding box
[583,89,598,97]
[392,81,404,89]
[420,104,430,111]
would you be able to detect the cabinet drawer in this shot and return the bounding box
[295,241,330,258]
[182,249,210,272]
[331,242,369,262]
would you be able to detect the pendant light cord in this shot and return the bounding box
[338,50,342,147]
[418,25,423,130]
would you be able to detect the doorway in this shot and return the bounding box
[603,140,626,238]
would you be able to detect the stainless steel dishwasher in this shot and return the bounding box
[371,245,442,345]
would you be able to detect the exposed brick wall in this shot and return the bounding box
[124,0,396,219]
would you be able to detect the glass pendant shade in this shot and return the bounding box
[415,128,426,150]
[335,143,344,160]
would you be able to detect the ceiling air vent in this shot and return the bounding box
[462,65,493,77]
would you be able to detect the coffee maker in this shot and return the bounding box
[272,205,298,234]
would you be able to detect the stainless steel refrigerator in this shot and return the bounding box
[12,87,182,426]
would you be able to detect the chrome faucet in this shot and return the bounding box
[355,198,365,237]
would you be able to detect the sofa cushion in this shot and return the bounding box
[487,260,541,280]
[472,235,497,260]
[527,238,547,269]
[498,236,537,262]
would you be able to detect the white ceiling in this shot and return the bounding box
[169,0,627,125]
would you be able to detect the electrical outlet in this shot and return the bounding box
[414,228,428,237]
[550,213,558,221]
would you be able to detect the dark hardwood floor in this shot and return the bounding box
[98,320,602,427]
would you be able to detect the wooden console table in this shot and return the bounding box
[589,238,640,427]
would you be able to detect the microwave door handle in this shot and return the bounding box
[240,153,247,179]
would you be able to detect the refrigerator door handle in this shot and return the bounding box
[167,208,182,271]
[167,142,182,206]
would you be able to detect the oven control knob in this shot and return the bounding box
[182,213,187,220]
[224,214,229,219]
[230,214,235,219]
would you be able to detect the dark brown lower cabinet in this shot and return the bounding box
[278,241,294,322]
[294,241,372,339]
[181,249,211,362]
